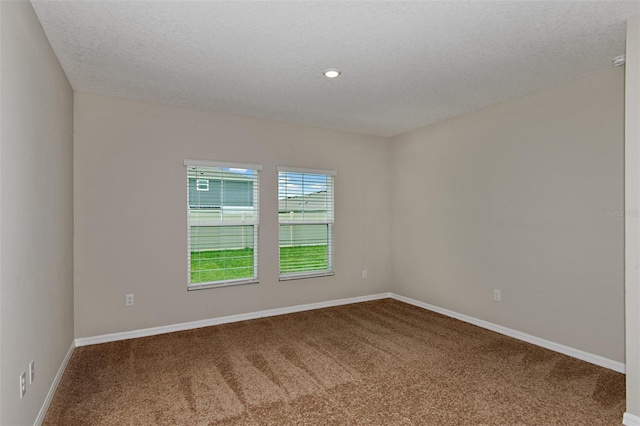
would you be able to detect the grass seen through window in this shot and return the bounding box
[190,245,328,283]
[279,245,328,273]
[190,248,254,283]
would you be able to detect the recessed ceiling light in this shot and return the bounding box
[323,68,341,78]
[612,55,626,67]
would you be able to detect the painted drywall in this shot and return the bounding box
[1,1,3,419]
[1,2,3,420]
[0,1,74,424]
[390,68,625,363]
[625,14,640,421]
[73,93,391,338]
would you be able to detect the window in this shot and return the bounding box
[196,179,209,191]
[185,160,261,289]
[278,167,335,280]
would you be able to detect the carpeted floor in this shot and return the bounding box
[44,299,625,425]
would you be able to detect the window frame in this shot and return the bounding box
[184,159,262,290]
[277,166,336,281]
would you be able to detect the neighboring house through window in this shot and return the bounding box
[278,167,336,280]
[185,160,261,289]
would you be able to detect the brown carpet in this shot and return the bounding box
[44,299,625,425]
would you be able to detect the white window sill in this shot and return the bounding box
[279,271,335,282]
[187,278,259,291]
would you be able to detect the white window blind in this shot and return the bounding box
[278,167,336,280]
[185,160,261,289]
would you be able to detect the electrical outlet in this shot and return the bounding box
[362,270,368,279]
[494,289,501,302]
[29,360,35,384]
[125,294,135,306]
[19,372,26,399]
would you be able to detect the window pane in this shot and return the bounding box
[278,169,334,278]
[278,172,331,221]
[186,163,260,287]
[279,224,328,273]
[189,225,254,283]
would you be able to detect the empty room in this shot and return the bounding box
[2,1,640,424]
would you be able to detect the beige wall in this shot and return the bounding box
[75,69,627,366]
[73,93,391,338]
[625,14,640,421]
[0,1,74,424]
[390,69,625,362]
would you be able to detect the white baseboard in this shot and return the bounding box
[34,341,75,426]
[389,293,625,374]
[624,413,640,426]
[75,293,393,347]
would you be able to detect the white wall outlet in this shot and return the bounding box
[362,270,368,279]
[19,372,26,399]
[29,360,35,384]
[125,294,135,306]
[494,289,501,302]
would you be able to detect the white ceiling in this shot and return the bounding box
[32,1,639,137]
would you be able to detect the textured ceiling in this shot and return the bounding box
[32,1,639,137]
